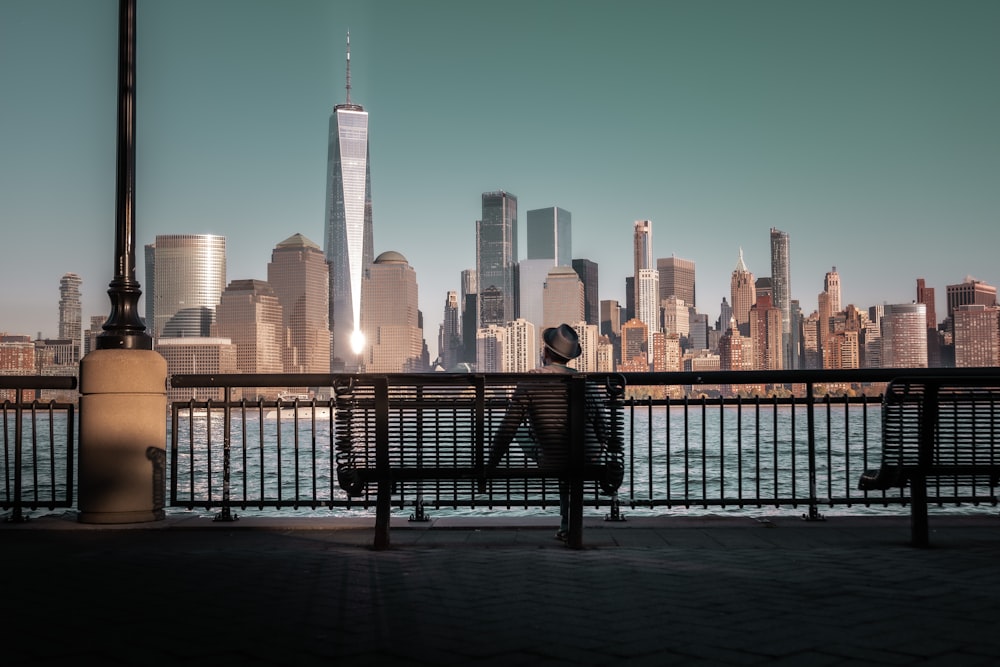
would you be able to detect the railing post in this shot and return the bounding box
[10,388,25,523]
[802,381,825,521]
[215,385,237,522]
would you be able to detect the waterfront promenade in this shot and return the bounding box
[3,510,1000,665]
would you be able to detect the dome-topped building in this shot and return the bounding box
[360,250,427,372]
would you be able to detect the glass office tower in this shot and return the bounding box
[476,191,518,327]
[324,33,373,370]
[526,206,571,267]
[769,228,793,368]
[144,234,227,340]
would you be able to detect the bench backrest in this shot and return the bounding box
[882,377,1000,469]
[333,373,625,495]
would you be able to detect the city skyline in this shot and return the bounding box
[2,1,999,362]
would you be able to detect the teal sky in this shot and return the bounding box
[2,0,998,359]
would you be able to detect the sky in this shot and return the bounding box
[2,0,998,361]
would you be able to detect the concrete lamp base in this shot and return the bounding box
[78,348,168,524]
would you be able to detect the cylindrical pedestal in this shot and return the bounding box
[78,349,167,524]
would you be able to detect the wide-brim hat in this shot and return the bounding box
[543,324,582,361]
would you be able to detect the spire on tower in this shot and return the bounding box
[345,31,352,105]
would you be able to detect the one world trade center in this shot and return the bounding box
[324,32,373,370]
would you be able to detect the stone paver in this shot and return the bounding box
[2,511,1000,665]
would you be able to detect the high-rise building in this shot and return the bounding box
[58,273,82,363]
[881,303,928,368]
[730,248,756,336]
[572,258,599,327]
[568,322,600,372]
[439,291,463,371]
[214,279,285,384]
[660,295,690,339]
[476,325,505,372]
[953,305,1000,367]
[156,337,237,402]
[360,251,424,372]
[769,228,792,368]
[267,233,330,374]
[460,269,477,364]
[946,278,997,319]
[619,318,648,372]
[749,294,783,370]
[0,335,36,401]
[145,234,227,340]
[542,266,585,333]
[824,267,841,314]
[527,207,571,267]
[476,191,518,327]
[636,267,660,360]
[651,332,682,372]
[518,258,552,359]
[600,299,621,339]
[633,220,652,275]
[657,255,695,309]
[916,278,941,367]
[504,319,536,372]
[324,33,374,370]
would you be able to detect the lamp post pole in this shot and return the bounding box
[98,0,150,351]
[78,0,166,524]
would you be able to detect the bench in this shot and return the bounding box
[333,373,626,549]
[858,376,1000,546]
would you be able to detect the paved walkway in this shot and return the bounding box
[3,509,1000,666]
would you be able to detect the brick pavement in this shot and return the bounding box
[3,511,1000,666]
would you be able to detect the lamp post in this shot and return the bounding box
[99,0,150,350]
[78,0,167,524]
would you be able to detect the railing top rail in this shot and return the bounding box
[621,367,1000,386]
[0,376,77,390]
[166,368,1000,389]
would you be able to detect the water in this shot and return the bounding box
[5,403,998,520]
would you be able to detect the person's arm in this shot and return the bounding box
[488,388,527,469]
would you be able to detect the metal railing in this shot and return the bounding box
[0,376,77,522]
[168,368,1000,521]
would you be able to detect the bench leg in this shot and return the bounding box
[567,479,583,550]
[374,480,392,550]
[911,476,929,548]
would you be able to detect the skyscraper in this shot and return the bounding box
[360,251,425,372]
[214,279,284,378]
[476,191,518,327]
[571,258,599,326]
[769,228,792,368]
[633,220,653,275]
[730,248,756,336]
[267,233,330,374]
[542,266,585,333]
[953,305,1000,367]
[946,278,997,318]
[527,207,571,267]
[324,32,373,370]
[439,291,462,371]
[145,234,227,340]
[881,303,928,368]
[58,273,82,363]
[636,267,660,360]
[824,267,841,314]
[657,255,696,309]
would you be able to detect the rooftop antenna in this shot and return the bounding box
[345,30,351,105]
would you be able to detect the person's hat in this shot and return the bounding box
[543,324,582,361]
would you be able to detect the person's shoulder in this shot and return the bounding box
[532,363,575,375]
